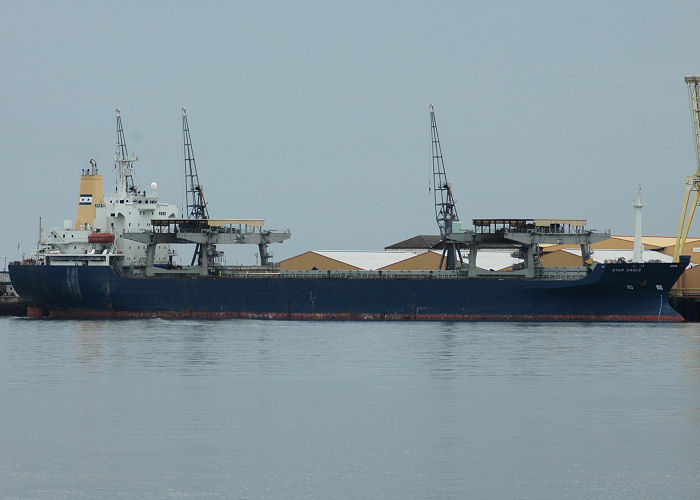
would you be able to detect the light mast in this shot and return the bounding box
[632,185,645,263]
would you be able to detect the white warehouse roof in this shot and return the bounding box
[314,251,423,270]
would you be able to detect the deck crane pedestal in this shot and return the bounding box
[673,76,700,262]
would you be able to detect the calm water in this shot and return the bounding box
[1,318,699,499]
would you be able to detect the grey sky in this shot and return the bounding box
[2,1,700,265]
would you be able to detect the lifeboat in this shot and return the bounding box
[88,231,115,244]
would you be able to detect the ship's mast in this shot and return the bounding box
[430,104,463,270]
[36,217,42,254]
[114,108,137,198]
[632,185,645,263]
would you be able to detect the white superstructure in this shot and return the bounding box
[36,110,178,266]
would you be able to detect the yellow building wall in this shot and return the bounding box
[279,251,362,271]
[541,237,674,253]
[613,236,680,249]
[672,264,700,294]
[659,240,700,265]
[591,237,634,250]
[538,238,631,253]
[540,250,583,267]
[381,251,444,270]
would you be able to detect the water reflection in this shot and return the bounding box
[2,319,699,498]
[423,325,462,379]
[70,319,225,373]
[75,320,104,365]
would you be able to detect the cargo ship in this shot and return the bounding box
[9,108,690,321]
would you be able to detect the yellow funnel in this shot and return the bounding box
[75,161,104,230]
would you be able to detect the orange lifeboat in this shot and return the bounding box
[88,231,115,244]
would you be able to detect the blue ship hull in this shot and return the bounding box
[9,258,690,321]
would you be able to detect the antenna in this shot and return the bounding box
[430,104,463,270]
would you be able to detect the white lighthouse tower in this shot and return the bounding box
[632,185,645,262]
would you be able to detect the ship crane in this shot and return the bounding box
[430,104,464,270]
[673,75,700,262]
[182,108,210,265]
[181,109,279,268]
[183,108,209,220]
[115,109,137,198]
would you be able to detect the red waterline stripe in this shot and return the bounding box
[44,310,684,322]
[26,305,46,318]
